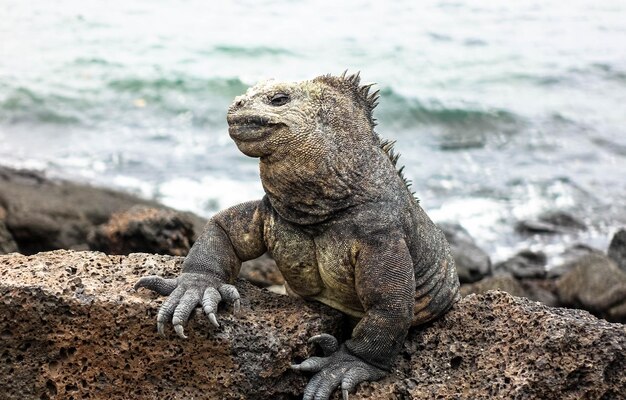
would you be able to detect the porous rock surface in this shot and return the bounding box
[0,250,343,400]
[1,251,625,400]
[353,292,626,400]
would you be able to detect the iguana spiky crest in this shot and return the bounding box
[314,71,414,196]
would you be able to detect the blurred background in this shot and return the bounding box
[1,0,625,262]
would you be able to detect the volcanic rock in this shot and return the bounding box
[2,251,624,399]
[87,206,195,256]
[0,166,206,254]
[556,253,626,323]
[0,250,343,400]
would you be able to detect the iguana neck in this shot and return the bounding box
[259,146,388,225]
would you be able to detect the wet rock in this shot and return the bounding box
[438,223,491,283]
[556,253,626,322]
[516,210,586,235]
[0,220,19,254]
[239,253,285,287]
[521,279,560,307]
[353,291,626,399]
[87,206,195,256]
[546,244,602,278]
[493,250,547,279]
[0,166,206,254]
[0,250,343,400]
[608,228,626,272]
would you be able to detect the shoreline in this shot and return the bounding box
[1,164,625,322]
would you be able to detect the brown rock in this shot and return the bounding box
[0,250,343,399]
[352,291,626,399]
[556,253,626,322]
[461,274,559,307]
[239,253,285,287]
[0,166,206,254]
[87,206,195,256]
[461,274,528,298]
[461,275,559,307]
[3,252,625,399]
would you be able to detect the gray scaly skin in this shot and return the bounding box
[135,72,461,400]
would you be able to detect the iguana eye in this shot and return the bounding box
[269,93,290,106]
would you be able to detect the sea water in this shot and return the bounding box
[1,0,625,262]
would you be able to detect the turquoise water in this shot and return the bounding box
[1,0,625,261]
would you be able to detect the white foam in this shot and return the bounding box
[156,176,264,217]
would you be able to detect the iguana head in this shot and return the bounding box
[226,72,380,160]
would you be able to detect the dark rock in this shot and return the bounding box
[556,253,626,322]
[2,251,625,399]
[519,279,559,307]
[0,166,206,254]
[0,220,19,254]
[493,250,547,279]
[239,253,285,287]
[0,250,343,399]
[608,228,626,272]
[438,223,491,283]
[516,210,586,235]
[546,244,602,278]
[87,206,195,256]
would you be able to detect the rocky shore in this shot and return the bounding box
[2,166,625,323]
[1,250,624,399]
[1,166,626,398]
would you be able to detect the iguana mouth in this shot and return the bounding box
[227,115,273,127]
[227,114,281,142]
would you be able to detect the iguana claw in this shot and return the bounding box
[174,324,187,339]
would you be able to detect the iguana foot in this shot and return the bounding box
[291,334,387,400]
[134,274,240,339]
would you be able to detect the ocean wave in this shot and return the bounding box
[209,45,296,57]
[376,86,521,131]
[0,75,249,127]
[0,86,83,125]
[107,75,248,97]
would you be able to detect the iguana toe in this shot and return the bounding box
[134,275,178,296]
[308,333,338,356]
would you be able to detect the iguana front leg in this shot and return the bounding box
[292,236,415,399]
[135,200,268,338]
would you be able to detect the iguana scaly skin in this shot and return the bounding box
[135,72,461,400]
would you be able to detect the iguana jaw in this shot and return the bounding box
[227,114,282,142]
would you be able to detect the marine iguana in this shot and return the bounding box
[135,72,460,399]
